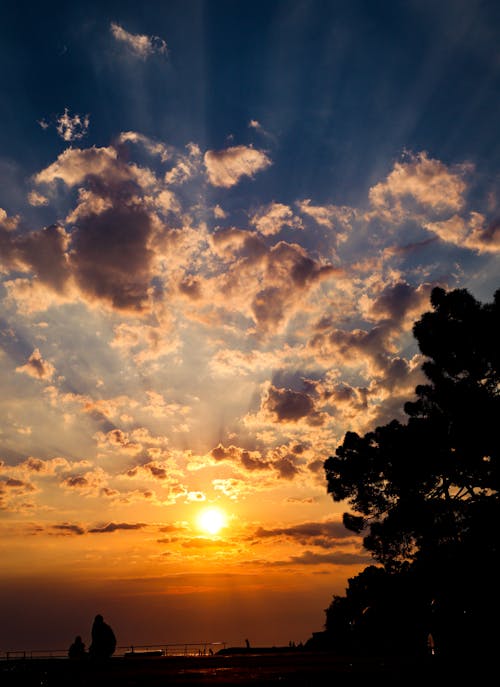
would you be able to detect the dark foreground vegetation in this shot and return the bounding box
[317,286,499,663]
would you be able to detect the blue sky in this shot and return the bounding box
[0,0,499,651]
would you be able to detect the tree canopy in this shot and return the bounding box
[322,286,500,659]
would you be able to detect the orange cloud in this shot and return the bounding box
[16,348,55,380]
[204,145,271,187]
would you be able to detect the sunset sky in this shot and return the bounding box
[1,0,499,652]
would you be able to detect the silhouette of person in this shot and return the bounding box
[68,635,86,659]
[89,614,116,659]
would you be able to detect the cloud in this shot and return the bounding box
[296,200,354,240]
[59,467,108,495]
[32,145,162,312]
[110,22,167,59]
[51,523,86,536]
[272,456,301,480]
[269,550,371,566]
[0,207,19,231]
[16,348,55,380]
[359,281,435,325]
[0,476,38,512]
[118,131,171,162]
[88,522,146,533]
[250,203,302,236]
[56,108,90,142]
[424,212,500,253]
[16,457,77,475]
[210,444,271,471]
[27,191,48,207]
[262,384,325,426]
[0,224,70,294]
[253,519,357,549]
[368,151,470,222]
[204,145,271,188]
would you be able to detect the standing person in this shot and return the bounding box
[68,635,86,659]
[89,614,117,659]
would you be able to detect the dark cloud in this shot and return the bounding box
[15,348,55,380]
[51,523,86,536]
[272,456,301,480]
[271,550,372,566]
[0,224,70,292]
[178,276,202,299]
[146,464,168,479]
[60,475,88,488]
[1,477,35,492]
[367,281,434,323]
[88,522,146,533]
[210,444,270,471]
[70,205,155,312]
[253,520,355,549]
[263,385,324,425]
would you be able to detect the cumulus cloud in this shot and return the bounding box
[16,348,55,380]
[262,384,325,426]
[204,145,271,188]
[209,443,306,482]
[27,191,49,207]
[0,207,19,231]
[118,131,171,162]
[359,281,435,325]
[368,151,470,222]
[296,199,354,239]
[164,143,202,185]
[424,212,500,253]
[56,108,90,142]
[210,444,270,471]
[250,202,302,236]
[59,467,108,495]
[0,224,70,293]
[110,22,167,59]
[32,145,162,312]
[34,146,119,187]
[209,229,338,332]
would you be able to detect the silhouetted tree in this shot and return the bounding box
[324,287,500,659]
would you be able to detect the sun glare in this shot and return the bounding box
[197,507,227,535]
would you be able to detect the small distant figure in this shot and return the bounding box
[245,638,250,649]
[89,614,117,659]
[68,635,86,659]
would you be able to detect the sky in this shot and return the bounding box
[1,0,499,652]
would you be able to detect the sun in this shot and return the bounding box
[197,507,227,535]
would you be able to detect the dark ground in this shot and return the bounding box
[0,651,492,687]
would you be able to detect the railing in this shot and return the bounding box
[0,642,227,660]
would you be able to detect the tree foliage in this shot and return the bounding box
[322,287,500,658]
